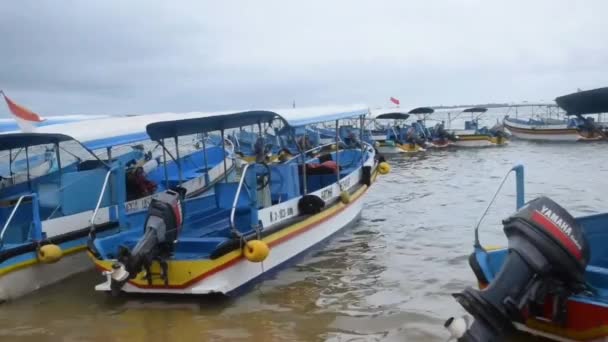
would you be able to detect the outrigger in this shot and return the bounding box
[89,106,388,296]
[0,113,235,302]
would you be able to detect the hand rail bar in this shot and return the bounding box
[0,193,37,245]
[229,163,252,236]
[473,164,524,248]
[89,166,117,230]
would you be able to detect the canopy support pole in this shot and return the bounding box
[55,142,62,182]
[174,136,183,186]
[201,134,210,185]
[162,139,169,189]
[221,129,228,183]
[360,115,364,167]
[25,147,31,190]
[335,120,340,183]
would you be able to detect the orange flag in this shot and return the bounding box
[1,91,45,122]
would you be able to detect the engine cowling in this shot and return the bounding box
[452,196,589,341]
[109,190,183,293]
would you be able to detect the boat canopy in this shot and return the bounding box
[463,107,488,113]
[408,107,434,114]
[369,109,410,120]
[22,112,229,150]
[146,106,370,141]
[0,133,75,150]
[556,87,608,115]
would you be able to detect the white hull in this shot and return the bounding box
[452,139,501,147]
[96,193,363,294]
[506,129,581,142]
[0,251,89,302]
[503,119,583,142]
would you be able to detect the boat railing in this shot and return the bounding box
[89,166,117,229]
[304,141,337,155]
[229,162,252,237]
[0,193,40,247]
[474,164,524,248]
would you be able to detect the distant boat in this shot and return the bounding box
[448,107,508,147]
[366,108,426,153]
[503,87,608,142]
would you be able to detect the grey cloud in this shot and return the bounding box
[1,0,607,116]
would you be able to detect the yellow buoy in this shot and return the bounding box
[340,191,351,204]
[378,161,391,174]
[37,244,63,264]
[244,240,269,262]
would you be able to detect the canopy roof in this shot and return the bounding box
[369,108,410,120]
[146,105,369,141]
[408,107,435,114]
[555,87,608,115]
[463,107,488,113]
[9,111,229,150]
[0,133,75,150]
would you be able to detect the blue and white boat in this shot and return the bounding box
[367,108,426,153]
[0,112,235,302]
[448,107,508,147]
[89,106,387,296]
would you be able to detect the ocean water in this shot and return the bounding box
[1,140,607,341]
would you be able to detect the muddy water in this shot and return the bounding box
[2,140,607,341]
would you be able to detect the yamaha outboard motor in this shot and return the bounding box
[453,196,589,341]
[109,190,183,294]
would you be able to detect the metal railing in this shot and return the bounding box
[89,167,116,230]
[0,193,37,246]
[229,163,252,236]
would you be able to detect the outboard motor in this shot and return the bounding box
[453,196,589,341]
[108,190,183,294]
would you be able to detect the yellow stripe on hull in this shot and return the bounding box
[92,174,374,289]
[0,245,88,277]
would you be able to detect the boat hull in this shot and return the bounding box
[93,182,370,295]
[503,119,600,142]
[0,243,90,302]
[376,143,424,154]
[452,135,507,147]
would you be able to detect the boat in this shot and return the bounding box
[446,164,608,341]
[89,106,386,297]
[503,87,608,142]
[0,113,235,302]
[448,107,508,147]
[367,108,426,153]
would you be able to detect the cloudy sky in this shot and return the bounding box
[1,0,607,117]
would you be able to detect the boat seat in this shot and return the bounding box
[586,265,608,298]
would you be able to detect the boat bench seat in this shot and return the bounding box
[585,265,608,298]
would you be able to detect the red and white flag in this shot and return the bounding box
[1,91,45,132]
[390,97,400,106]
